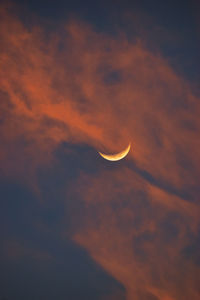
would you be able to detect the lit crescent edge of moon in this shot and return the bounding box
[98,143,131,161]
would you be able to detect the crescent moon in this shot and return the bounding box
[98,143,131,161]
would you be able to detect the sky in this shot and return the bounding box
[0,0,200,299]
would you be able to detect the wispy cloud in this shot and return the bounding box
[0,3,200,299]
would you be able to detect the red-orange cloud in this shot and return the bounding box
[0,3,200,299]
[71,167,200,299]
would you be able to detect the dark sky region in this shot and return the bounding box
[0,0,200,299]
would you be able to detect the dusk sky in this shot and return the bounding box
[0,1,200,299]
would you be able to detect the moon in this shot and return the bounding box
[98,143,131,161]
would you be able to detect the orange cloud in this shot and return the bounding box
[0,3,200,299]
[71,167,200,299]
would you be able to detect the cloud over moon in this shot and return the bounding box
[0,3,200,299]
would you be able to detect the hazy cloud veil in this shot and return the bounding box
[0,2,200,299]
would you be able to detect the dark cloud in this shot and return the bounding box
[0,179,126,300]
